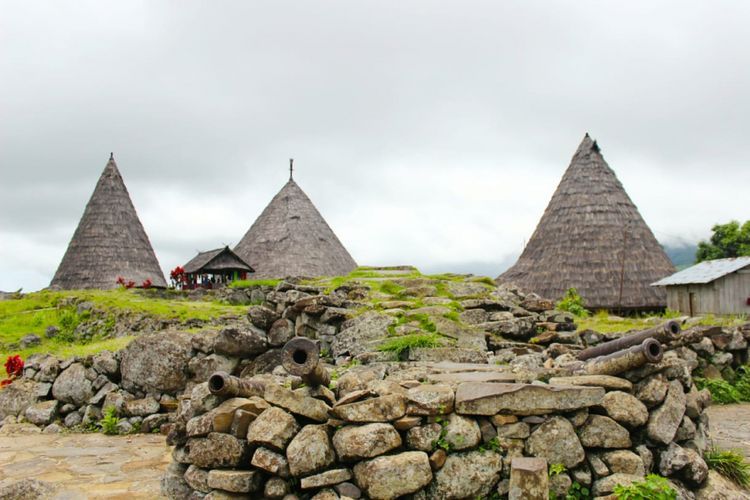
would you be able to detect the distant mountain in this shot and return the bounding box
[663,242,698,270]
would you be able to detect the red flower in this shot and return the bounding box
[0,379,12,388]
[4,355,23,378]
[116,276,126,286]
[142,279,153,289]
[125,280,135,289]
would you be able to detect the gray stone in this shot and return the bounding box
[333,423,402,461]
[89,381,118,406]
[647,379,687,445]
[406,423,442,452]
[247,407,299,451]
[427,450,503,499]
[142,413,170,433]
[264,383,331,422]
[443,413,481,451]
[184,464,211,493]
[675,416,697,442]
[601,391,649,427]
[635,374,669,407]
[188,354,238,383]
[509,457,548,500]
[52,363,94,406]
[42,423,62,434]
[287,424,335,477]
[0,379,41,419]
[120,331,193,393]
[454,382,604,416]
[251,447,290,477]
[248,305,281,329]
[0,479,57,499]
[161,462,192,499]
[592,473,641,496]
[578,415,631,448]
[301,469,353,490]
[187,432,249,468]
[190,382,220,415]
[601,450,645,476]
[37,356,60,382]
[24,400,58,426]
[332,312,395,357]
[64,411,82,427]
[353,451,433,500]
[116,420,133,434]
[213,326,268,357]
[695,470,750,500]
[549,473,573,499]
[124,396,161,417]
[333,394,406,422]
[405,384,454,415]
[268,318,295,347]
[659,442,708,486]
[264,477,289,498]
[207,470,261,493]
[548,375,633,391]
[92,350,119,377]
[81,404,102,427]
[496,422,530,439]
[525,416,585,468]
[334,482,362,499]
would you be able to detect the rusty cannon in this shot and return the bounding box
[207,371,265,398]
[281,336,330,387]
[576,320,681,361]
[574,338,664,376]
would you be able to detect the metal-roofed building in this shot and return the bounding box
[651,257,750,315]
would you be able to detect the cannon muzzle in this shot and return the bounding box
[282,337,330,387]
[576,338,663,376]
[577,321,680,361]
[208,371,265,398]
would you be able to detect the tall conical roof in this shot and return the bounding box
[234,177,357,278]
[50,155,167,289]
[498,135,675,310]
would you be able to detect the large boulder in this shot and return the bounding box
[332,312,395,357]
[578,415,631,448]
[51,363,93,406]
[0,379,41,419]
[286,425,336,477]
[120,332,193,393]
[647,380,687,445]
[333,423,402,461]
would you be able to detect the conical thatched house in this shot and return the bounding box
[234,167,357,278]
[498,135,674,311]
[50,154,167,289]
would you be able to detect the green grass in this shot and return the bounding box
[0,289,248,359]
[577,309,748,335]
[695,366,750,404]
[2,336,135,364]
[228,279,282,289]
[377,333,444,356]
[612,474,676,500]
[705,448,750,487]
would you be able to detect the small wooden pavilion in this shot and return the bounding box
[182,246,254,289]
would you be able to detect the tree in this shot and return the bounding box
[695,220,750,263]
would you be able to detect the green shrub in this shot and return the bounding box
[556,288,590,318]
[612,474,676,500]
[695,377,742,404]
[705,447,750,487]
[98,406,120,435]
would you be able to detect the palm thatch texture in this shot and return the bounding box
[234,175,357,279]
[498,134,675,311]
[50,154,167,289]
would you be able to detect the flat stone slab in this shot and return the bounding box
[427,371,517,385]
[548,375,633,391]
[454,382,605,416]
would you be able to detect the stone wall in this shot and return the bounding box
[1,279,749,498]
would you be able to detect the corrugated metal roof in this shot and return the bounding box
[651,257,750,286]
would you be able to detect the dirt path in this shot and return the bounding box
[0,430,170,499]
[0,404,748,498]
[707,403,750,457]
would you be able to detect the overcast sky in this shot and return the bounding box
[2,1,749,292]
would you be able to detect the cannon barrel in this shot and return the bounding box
[576,338,663,376]
[281,337,330,387]
[208,371,265,398]
[576,320,680,361]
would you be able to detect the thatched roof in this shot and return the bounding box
[234,176,357,278]
[498,135,675,310]
[184,246,254,274]
[50,155,167,289]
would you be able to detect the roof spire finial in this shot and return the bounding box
[289,158,294,181]
[110,152,114,161]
